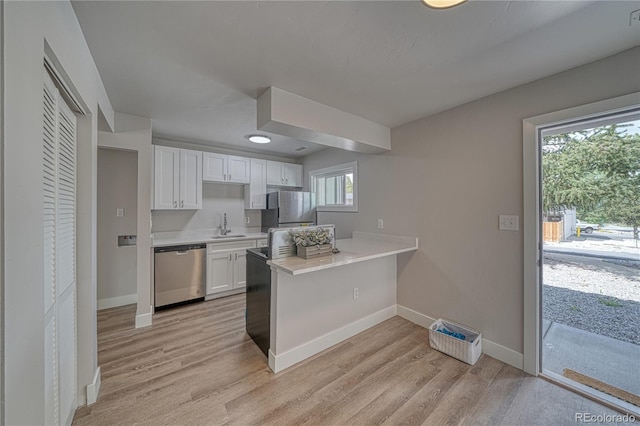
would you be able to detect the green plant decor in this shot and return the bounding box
[290,228,333,247]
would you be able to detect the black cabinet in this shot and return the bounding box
[246,248,271,357]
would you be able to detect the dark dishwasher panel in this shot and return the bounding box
[246,247,271,357]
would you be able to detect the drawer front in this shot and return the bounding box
[257,239,268,248]
[207,240,256,254]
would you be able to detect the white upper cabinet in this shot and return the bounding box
[266,161,303,187]
[202,152,226,182]
[179,149,203,209]
[245,158,267,210]
[266,160,282,186]
[282,163,303,187]
[203,152,250,184]
[154,146,180,210]
[153,146,202,210]
[227,155,251,183]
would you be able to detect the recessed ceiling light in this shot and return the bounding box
[421,0,466,9]
[248,135,271,144]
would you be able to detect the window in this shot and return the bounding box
[310,161,358,212]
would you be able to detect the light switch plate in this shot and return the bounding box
[499,214,519,231]
[116,208,124,217]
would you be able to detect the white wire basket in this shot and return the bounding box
[429,318,482,365]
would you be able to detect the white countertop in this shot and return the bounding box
[152,228,268,247]
[268,231,418,275]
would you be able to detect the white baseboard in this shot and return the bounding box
[97,294,137,310]
[86,366,101,405]
[396,304,436,329]
[396,304,524,370]
[135,305,153,329]
[269,305,397,373]
[482,339,524,370]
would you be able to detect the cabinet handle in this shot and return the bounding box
[229,254,232,261]
[235,253,238,260]
[174,201,177,208]
[181,200,184,208]
[251,201,254,208]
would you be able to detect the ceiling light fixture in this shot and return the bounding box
[421,0,466,9]
[248,135,271,144]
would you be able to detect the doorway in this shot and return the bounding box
[97,148,139,310]
[523,96,640,415]
[539,113,640,414]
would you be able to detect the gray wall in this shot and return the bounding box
[3,1,115,421]
[0,0,4,420]
[303,47,640,355]
[97,148,138,307]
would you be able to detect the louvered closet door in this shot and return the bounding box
[43,70,77,426]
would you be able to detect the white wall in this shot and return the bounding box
[303,47,640,361]
[151,138,301,233]
[97,149,138,308]
[152,184,261,232]
[0,0,5,420]
[3,1,114,423]
[98,113,152,329]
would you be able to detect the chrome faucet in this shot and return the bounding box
[221,213,230,235]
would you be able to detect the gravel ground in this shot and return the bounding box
[543,253,640,345]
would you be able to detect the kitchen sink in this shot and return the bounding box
[211,234,246,239]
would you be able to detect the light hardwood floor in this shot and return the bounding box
[73,294,622,425]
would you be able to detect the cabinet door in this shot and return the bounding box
[233,250,247,289]
[227,155,251,184]
[245,158,267,209]
[202,152,227,182]
[283,163,303,187]
[206,252,233,295]
[153,146,180,209]
[179,149,202,209]
[266,160,283,186]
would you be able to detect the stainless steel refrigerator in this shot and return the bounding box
[261,191,316,232]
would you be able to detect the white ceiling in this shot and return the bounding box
[72,1,640,158]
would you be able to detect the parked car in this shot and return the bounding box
[576,219,600,234]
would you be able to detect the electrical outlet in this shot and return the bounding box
[116,208,124,217]
[377,219,384,229]
[353,288,359,299]
[499,214,519,231]
[245,216,250,224]
[630,9,640,26]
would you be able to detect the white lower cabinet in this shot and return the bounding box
[233,250,247,289]
[206,240,256,296]
[206,251,234,294]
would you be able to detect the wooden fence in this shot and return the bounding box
[543,221,563,242]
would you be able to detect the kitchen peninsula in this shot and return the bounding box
[264,231,418,372]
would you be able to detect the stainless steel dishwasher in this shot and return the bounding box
[154,244,206,309]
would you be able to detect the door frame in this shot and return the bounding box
[522,92,640,376]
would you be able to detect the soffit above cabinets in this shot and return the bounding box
[258,87,390,154]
